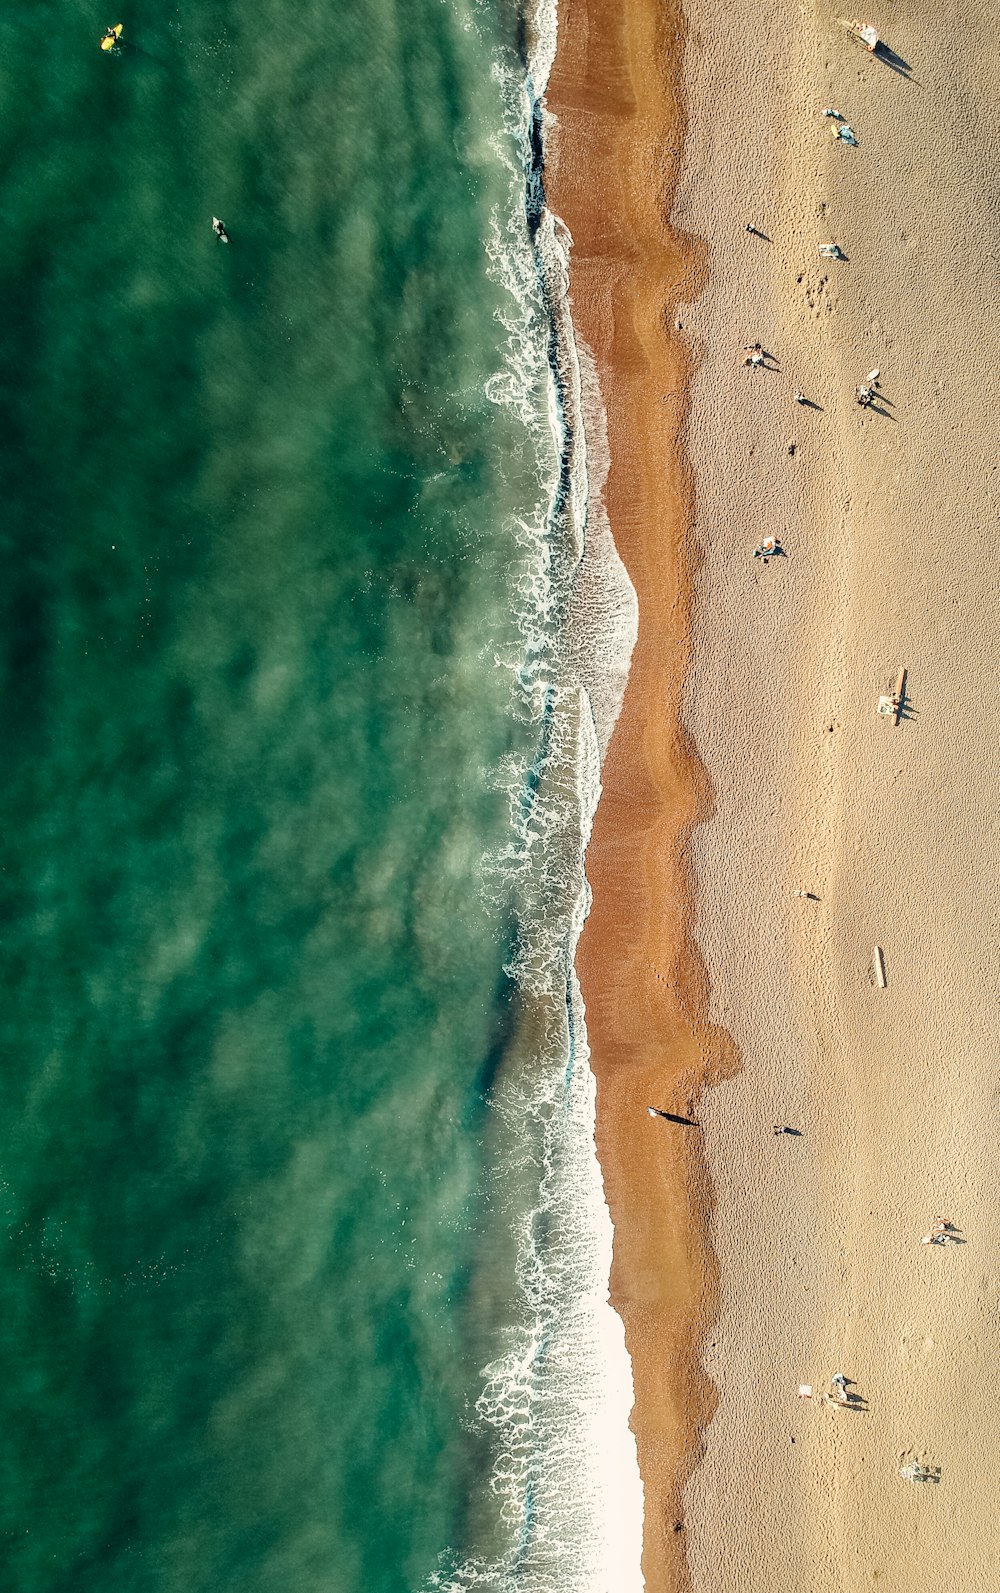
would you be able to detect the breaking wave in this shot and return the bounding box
[431,2,644,1588]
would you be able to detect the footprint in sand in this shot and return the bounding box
[801,275,833,316]
[900,1324,936,1362]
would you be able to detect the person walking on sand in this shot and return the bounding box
[647,1107,700,1128]
[743,342,765,368]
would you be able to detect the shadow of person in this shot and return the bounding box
[875,42,916,80]
[897,695,918,722]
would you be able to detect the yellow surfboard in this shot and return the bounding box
[100,23,123,51]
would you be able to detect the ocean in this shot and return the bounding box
[0,3,642,1591]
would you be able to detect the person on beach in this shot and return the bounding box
[794,392,807,404]
[820,1375,852,1409]
[753,536,783,561]
[901,1459,938,1482]
[647,1107,700,1128]
[743,342,765,367]
[856,385,874,407]
[921,1216,956,1244]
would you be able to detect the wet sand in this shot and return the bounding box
[545,2,733,1588]
[550,0,1000,1586]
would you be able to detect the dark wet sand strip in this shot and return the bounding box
[545,3,735,1589]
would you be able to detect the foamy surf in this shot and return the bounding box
[432,0,645,1586]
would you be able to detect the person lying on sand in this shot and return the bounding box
[752,536,784,561]
[921,1219,957,1245]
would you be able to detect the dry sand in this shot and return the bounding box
[676,2,1000,1590]
[548,0,1000,1586]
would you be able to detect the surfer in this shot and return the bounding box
[101,24,123,51]
[212,217,230,243]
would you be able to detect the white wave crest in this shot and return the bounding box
[432,3,644,1589]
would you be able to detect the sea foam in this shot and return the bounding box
[431,0,644,1586]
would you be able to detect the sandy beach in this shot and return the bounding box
[678,1,1000,1587]
[550,0,1000,1588]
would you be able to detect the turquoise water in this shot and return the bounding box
[0,4,548,1589]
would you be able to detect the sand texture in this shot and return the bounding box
[675,1,1000,1589]
[545,1,735,1589]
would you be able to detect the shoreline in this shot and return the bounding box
[543,1,733,1589]
[541,0,1000,1584]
